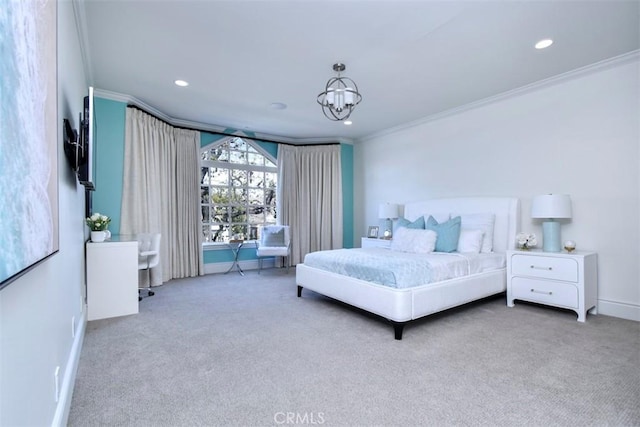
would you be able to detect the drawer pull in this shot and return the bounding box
[530,288,552,296]
[530,265,552,271]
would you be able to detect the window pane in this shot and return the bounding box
[210,168,229,185]
[201,206,210,222]
[210,187,229,203]
[265,188,276,206]
[265,172,277,189]
[265,158,276,168]
[248,225,259,241]
[249,188,264,205]
[203,146,227,162]
[200,168,210,185]
[231,169,247,187]
[230,205,246,222]
[212,205,228,223]
[248,205,264,224]
[228,150,247,165]
[248,171,264,188]
[212,224,228,242]
[200,187,209,204]
[232,188,247,204]
[229,224,247,239]
[247,152,262,166]
[265,206,276,223]
[229,138,246,151]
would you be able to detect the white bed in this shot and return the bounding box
[296,197,520,339]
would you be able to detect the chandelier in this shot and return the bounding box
[316,63,362,121]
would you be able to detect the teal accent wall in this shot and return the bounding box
[92,97,127,233]
[341,143,354,248]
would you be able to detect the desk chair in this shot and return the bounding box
[256,225,290,274]
[137,233,161,300]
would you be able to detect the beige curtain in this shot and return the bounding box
[120,108,203,286]
[277,144,343,265]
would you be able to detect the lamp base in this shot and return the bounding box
[542,220,561,252]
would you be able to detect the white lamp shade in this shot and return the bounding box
[531,194,572,219]
[378,203,399,219]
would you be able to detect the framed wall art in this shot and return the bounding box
[0,0,59,289]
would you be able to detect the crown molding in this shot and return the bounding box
[92,89,349,145]
[359,50,640,143]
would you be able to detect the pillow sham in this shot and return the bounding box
[425,215,461,253]
[457,229,484,254]
[390,227,437,254]
[396,216,425,229]
[453,213,495,253]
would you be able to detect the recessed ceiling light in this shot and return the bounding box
[174,79,189,87]
[269,102,287,110]
[535,39,553,49]
[344,120,353,126]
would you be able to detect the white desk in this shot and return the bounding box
[86,236,139,321]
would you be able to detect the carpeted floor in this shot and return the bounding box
[68,269,640,426]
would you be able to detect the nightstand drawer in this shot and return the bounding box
[511,277,578,309]
[511,254,578,282]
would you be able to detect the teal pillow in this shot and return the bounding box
[426,215,461,253]
[396,216,425,229]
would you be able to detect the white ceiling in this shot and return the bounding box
[76,0,639,143]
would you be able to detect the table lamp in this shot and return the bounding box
[378,203,399,239]
[531,194,572,252]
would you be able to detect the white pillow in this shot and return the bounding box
[391,227,437,254]
[457,229,484,253]
[453,213,495,253]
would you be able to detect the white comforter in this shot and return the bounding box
[303,248,505,289]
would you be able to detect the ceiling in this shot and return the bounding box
[76,0,639,143]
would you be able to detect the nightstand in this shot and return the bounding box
[361,237,391,249]
[507,250,597,322]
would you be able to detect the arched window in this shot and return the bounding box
[200,137,277,243]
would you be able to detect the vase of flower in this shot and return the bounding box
[86,212,112,243]
[90,231,107,242]
[516,232,537,250]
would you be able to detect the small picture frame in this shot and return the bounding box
[367,226,379,238]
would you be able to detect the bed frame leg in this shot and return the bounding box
[297,285,303,297]
[392,322,405,340]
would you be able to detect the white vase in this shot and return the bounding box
[90,231,106,242]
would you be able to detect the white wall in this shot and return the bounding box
[355,55,640,321]
[0,2,88,425]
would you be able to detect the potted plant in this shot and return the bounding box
[86,213,111,242]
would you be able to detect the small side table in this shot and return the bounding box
[225,239,245,276]
[506,249,598,322]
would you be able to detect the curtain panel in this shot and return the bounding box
[277,144,343,265]
[121,108,203,285]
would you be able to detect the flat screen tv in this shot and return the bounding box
[78,86,96,190]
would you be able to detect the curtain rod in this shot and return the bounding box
[126,105,339,147]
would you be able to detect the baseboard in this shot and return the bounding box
[203,258,277,275]
[597,299,640,322]
[51,309,86,427]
